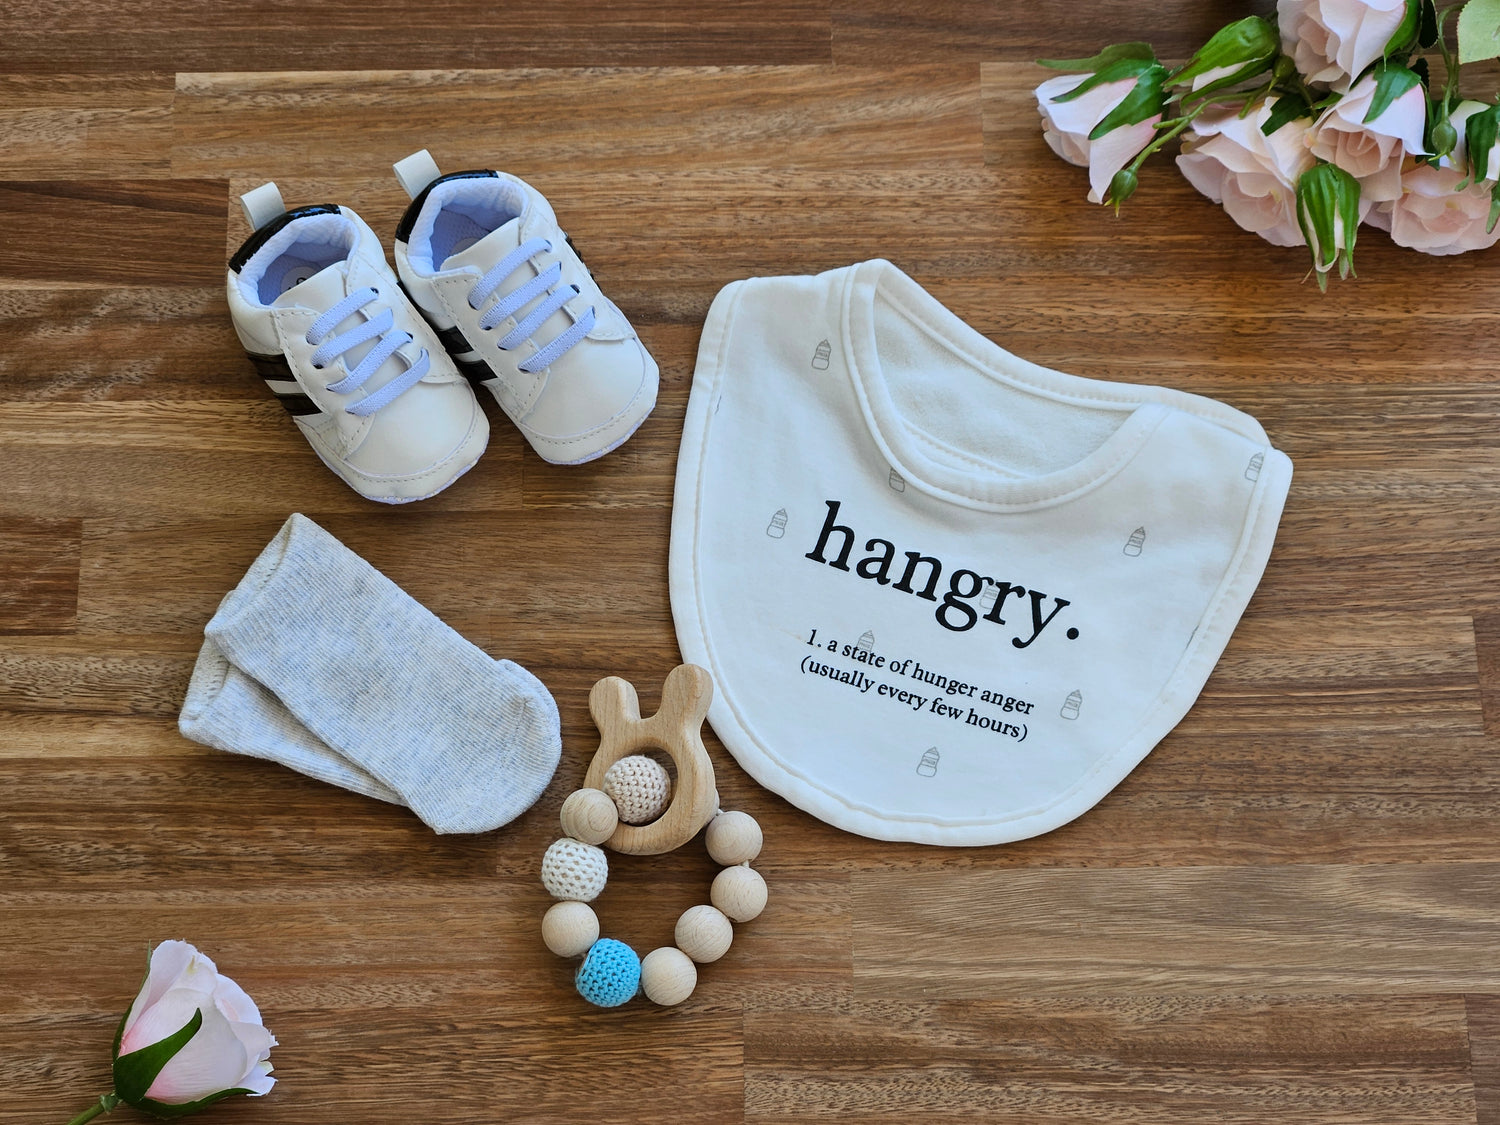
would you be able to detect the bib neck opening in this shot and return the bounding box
[843,260,1165,509]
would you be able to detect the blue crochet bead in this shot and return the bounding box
[575,938,641,1008]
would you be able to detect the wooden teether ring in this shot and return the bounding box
[583,663,718,855]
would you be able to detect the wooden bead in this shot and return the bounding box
[541,901,600,958]
[705,810,762,865]
[640,946,697,1006]
[675,904,733,963]
[560,788,619,846]
[710,865,767,922]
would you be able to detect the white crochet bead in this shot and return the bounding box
[602,755,673,825]
[541,837,609,902]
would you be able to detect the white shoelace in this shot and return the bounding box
[306,287,430,417]
[467,237,596,374]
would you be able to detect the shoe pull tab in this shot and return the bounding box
[239,182,286,231]
[393,150,442,200]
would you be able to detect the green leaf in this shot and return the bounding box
[1466,102,1500,182]
[1263,93,1315,136]
[132,1089,257,1120]
[1089,63,1169,139]
[1458,0,1500,64]
[113,1009,203,1106]
[1364,62,1422,123]
[1037,42,1156,71]
[1168,16,1278,87]
[1489,181,1500,233]
[1049,55,1156,103]
[1384,0,1422,58]
[1419,0,1439,47]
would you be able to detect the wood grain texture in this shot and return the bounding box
[833,1,1277,64]
[1470,996,1500,1125]
[0,181,226,286]
[0,1,830,73]
[747,996,1474,1124]
[4,3,1500,1122]
[0,519,80,635]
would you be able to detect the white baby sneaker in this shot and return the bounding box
[226,183,488,503]
[391,150,658,465]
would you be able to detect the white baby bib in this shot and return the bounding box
[670,260,1291,846]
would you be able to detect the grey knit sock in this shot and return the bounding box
[179,513,560,834]
[181,636,405,806]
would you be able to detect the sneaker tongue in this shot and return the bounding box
[273,260,407,395]
[440,215,522,273]
[442,217,583,361]
[272,259,351,311]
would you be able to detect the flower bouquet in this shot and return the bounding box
[1035,0,1500,286]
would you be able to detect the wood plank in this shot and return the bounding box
[0,74,173,177]
[0,288,248,401]
[746,995,1474,1124]
[0,429,524,520]
[833,0,1276,64]
[1475,615,1500,738]
[172,67,982,180]
[0,0,829,73]
[0,181,225,286]
[0,519,80,635]
[853,864,1500,996]
[1470,995,1500,1125]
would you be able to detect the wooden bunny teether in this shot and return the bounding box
[582,663,718,855]
[538,665,769,1008]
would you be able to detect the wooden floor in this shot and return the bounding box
[5,1,1500,1122]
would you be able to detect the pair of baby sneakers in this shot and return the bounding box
[225,150,659,503]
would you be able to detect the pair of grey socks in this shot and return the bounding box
[179,513,561,834]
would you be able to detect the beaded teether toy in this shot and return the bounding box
[539,664,768,1007]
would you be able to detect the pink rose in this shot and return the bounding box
[116,940,277,1106]
[1367,163,1500,253]
[1036,72,1162,204]
[1309,72,1428,202]
[1177,98,1318,246]
[1277,0,1411,87]
[1368,105,1500,255]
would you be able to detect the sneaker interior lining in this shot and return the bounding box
[238,213,357,306]
[407,178,528,274]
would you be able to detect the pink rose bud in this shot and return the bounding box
[1296,162,1363,289]
[111,941,277,1114]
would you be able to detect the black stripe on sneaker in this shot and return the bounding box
[564,233,593,277]
[272,391,323,417]
[246,351,293,381]
[454,357,493,387]
[394,170,499,244]
[435,323,473,355]
[398,279,480,358]
[229,204,342,273]
[245,352,324,417]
